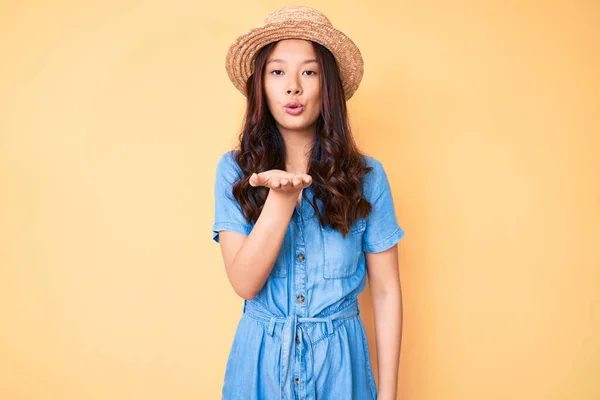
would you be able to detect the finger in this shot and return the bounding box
[254,172,270,187]
[270,177,281,189]
[280,177,293,192]
[285,173,299,188]
[292,176,301,187]
[252,171,273,187]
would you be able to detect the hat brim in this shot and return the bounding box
[225,21,364,101]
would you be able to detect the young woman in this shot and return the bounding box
[212,6,405,400]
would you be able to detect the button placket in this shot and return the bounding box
[294,240,307,312]
[291,195,308,398]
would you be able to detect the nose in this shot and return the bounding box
[287,80,302,96]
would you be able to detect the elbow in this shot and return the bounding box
[236,289,258,301]
[225,262,257,300]
[227,260,263,300]
[232,283,259,301]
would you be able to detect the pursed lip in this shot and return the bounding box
[284,102,303,108]
[283,102,304,115]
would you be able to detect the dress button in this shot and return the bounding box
[296,295,305,303]
[295,334,300,343]
[297,253,305,261]
[294,378,300,385]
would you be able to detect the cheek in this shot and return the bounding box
[263,89,279,112]
[310,85,322,107]
[263,80,279,101]
[310,101,321,117]
[310,93,322,114]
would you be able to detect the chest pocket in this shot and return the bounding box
[322,219,366,279]
[271,232,289,278]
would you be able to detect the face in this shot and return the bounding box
[263,39,322,137]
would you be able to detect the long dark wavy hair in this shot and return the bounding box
[232,40,374,237]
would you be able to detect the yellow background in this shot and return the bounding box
[1,0,598,399]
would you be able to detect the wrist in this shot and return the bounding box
[268,188,300,203]
[265,189,300,214]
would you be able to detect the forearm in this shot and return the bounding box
[372,291,402,399]
[229,189,296,297]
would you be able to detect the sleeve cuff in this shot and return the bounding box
[212,221,252,243]
[363,227,405,253]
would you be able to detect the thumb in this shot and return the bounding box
[249,172,259,186]
[249,172,267,187]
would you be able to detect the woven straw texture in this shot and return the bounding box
[225,6,364,101]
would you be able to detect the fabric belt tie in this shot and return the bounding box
[243,300,360,400]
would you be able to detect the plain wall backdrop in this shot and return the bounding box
[1,0,598,399]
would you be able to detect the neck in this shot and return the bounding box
[279,126,315,174]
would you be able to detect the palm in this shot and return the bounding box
[249,169,312,193]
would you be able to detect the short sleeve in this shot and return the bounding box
[212,151,253,243]
[362,159,405,253]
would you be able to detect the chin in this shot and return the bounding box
[281,125,308,132]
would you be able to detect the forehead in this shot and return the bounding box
[268,39,317,60]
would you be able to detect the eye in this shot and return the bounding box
[269,70,317,76]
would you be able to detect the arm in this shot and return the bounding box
[366,244,403,400]
[219,190,296,300]
[213,158,312,300]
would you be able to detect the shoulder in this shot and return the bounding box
[217,149,239,168]
[361,154,384,173]
[216,149,244,180]
[360,154,387,195]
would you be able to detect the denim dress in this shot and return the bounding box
[212,150,405,400]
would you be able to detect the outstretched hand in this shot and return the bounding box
[249,169,312,194]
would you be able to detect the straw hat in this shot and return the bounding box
[225,6,364,101]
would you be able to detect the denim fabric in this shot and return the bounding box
[212,150,405,400]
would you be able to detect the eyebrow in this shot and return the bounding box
[267,58,318,65]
